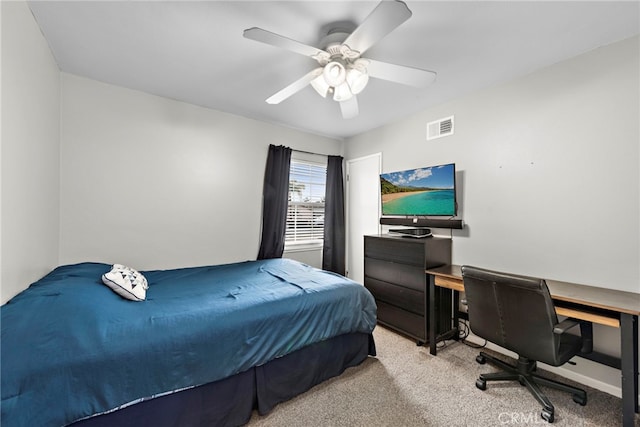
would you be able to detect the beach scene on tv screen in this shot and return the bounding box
[380,164,455,216]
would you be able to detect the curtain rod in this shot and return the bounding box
[292,148,321,156]
[293,148,338,158]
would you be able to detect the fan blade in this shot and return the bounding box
[244,27,325,58]
[343,0,412,55]
[366,59,436,87]
[266,68,322,105]
[340,97,359,119]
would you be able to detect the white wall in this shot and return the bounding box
[1,1,61,304]
[346,35,639,294]
[59,73,341,270]
[345,35,640,398]
[283,247,323,268]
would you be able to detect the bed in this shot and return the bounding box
[1,258,377,427]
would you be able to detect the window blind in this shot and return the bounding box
[286,160,326,244]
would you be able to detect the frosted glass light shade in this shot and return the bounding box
[323,61,346,86]
[310,74,330,97]
[333,82,353,102]
[346,68,369,95]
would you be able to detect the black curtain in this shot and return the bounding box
[257,145,292,260]
[322,155,346,275]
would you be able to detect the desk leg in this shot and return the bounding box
[429,274,438,355]
[452,290,460,342]
[620,313,638,427]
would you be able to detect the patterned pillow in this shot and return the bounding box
[102,264,149,301]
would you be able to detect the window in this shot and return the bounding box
[285,159,326,246]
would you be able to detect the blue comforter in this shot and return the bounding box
[1,259,376,427]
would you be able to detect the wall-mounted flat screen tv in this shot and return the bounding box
[380,163,457,216]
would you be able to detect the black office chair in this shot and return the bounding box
[461,265,589,423]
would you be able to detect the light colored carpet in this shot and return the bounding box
[247,326,634,426]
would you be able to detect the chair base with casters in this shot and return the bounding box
[474,351,587,423]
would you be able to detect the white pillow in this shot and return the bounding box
[102,264,149,301]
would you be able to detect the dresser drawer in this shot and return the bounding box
[364,258,425,292]
[364,236,425,266]
[365,277,424,315]
[376,301,425,340]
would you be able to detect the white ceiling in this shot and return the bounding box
[27,1,639,140]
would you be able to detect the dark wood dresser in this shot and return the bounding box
[364,234,452,344]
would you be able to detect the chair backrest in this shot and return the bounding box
[461,265,561,364]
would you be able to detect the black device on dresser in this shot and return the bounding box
[364,233,453,345]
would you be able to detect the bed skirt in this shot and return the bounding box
[70,332,375,427]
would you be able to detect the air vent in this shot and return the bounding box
[426,116,454,140]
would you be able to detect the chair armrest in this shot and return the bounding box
[553,318,581,334]
[553,318,594,354]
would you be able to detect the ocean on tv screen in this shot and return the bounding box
[382,189,455,216]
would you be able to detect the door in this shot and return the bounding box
[346,153,381,284]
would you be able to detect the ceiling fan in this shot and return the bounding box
[243,0,436,119]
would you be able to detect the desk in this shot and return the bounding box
[427,264,639,427]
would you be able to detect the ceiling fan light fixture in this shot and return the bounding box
[333,82,353,102]
[310,73,331,98]
[323,61,346,86]
[346,67,369,95]
[245,0,436,119]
